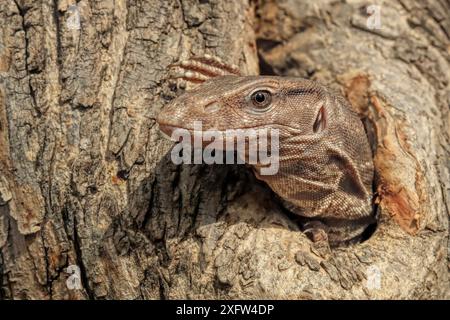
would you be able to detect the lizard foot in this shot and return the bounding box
[302,220,329,243]
[169,54,241,85]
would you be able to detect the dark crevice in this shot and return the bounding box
[158,272,166,300]
[72,214,95,299]
[181,181,201,242]
[116,169,130,180]
[153,228,170,267]
[182,166,204,239]
[361,114,379,242]
[213,276,233,296]
[13,0,43,118]
[153,233,169,300]
[0,214,13,299]
[257,51,277,76]
[112,129,132,158]
[256,38,282,53]
[173,167,183,235]
[139,178,156,230]
[52,0,63,69]
[360,219,377,242]
[41,231,53,298]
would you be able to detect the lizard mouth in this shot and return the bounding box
[158,122,209,143]
[158,123,177,135]
[158,123,183,141]
[158,122,224,146]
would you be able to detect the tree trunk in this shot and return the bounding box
[0,0,448,299]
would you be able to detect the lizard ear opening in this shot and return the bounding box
[313,105,327,133]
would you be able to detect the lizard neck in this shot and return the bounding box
[255,160,374,244]
[252,131,374,222]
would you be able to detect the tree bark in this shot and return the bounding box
[0,0,448,299]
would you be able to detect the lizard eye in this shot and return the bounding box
[251,90,272,109]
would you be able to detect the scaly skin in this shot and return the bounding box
[157,56,374,244]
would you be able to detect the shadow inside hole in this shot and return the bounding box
[360,113,379,243]
[360,219,377,242]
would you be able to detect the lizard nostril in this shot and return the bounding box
[203,102,221,113]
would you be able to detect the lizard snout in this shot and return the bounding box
[156,105,183,140]
[158,124,180,141]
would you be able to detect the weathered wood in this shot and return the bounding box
[0,0,448,299]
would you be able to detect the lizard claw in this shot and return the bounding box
[168,54,241,85]
[302,220,329,243]
[188,54,241,76]
[168,70,210,84]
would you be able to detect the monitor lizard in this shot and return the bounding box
[157,55,375,245]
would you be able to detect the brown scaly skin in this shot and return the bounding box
[157,56,374,245]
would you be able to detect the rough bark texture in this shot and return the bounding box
[0,0,448,299]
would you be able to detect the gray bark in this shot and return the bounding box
[0,0,448,299]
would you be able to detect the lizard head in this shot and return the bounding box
[157,75,373,225]
[157,76,328,138]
